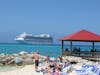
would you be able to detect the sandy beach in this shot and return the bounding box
[0,65,42,75]
[0,55,100,75]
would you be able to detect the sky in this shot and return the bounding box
[0,0,100,44]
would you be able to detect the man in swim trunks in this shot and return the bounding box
[34,52,40,71]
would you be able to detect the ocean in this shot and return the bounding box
[0,43,100,72]
[0,43,100,57]
[0,44,61,57]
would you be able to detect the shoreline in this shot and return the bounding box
[0,51,100,75]
[0,52,100,75]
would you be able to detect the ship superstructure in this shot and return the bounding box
[15,32,53,44]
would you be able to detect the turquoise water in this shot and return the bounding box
[0,44,100,57]
[0,44,62,57]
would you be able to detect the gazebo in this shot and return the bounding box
[60,29,100,58]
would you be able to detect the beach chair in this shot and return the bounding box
[76,64,100,75]
[61,65,71,75]
[75,69,88,75]
[61,70,67,75]
[82,64,94,69]
[88,66,100,75]
[62,65,71,73]
[75,64,92,75]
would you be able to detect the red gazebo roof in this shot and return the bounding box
[60,29,100,42]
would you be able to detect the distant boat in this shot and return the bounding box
[14,32,53,44]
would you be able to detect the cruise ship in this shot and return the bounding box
[15,32,53,44]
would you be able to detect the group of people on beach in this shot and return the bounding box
[33,52,71,75]
[1,51,71,75]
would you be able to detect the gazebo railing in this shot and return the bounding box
[62,50,100,58]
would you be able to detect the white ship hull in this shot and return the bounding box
[15,32,53,44]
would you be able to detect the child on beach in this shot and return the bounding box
[7,56,21,65]
[14,56,21,65]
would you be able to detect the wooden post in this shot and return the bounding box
[61,40,64,55]
[70,41,72,55]
[92,42,94,51]
[92,42,95,57]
